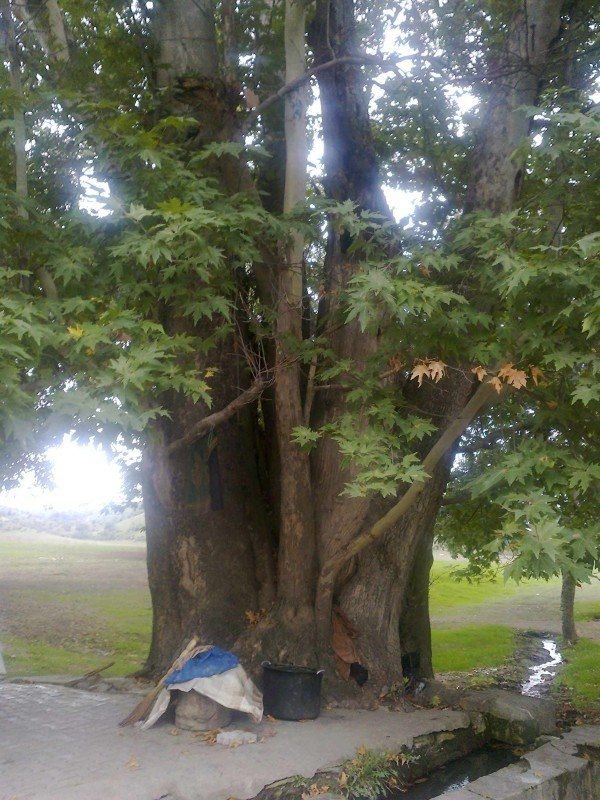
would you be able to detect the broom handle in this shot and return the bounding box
[119,637,200,726]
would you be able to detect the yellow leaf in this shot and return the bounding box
[529,365,544,386]
[338,771,348,788]
[126,756,139,769]
[428,360,446,383]
[410,362,429,387]
[85,347,94,356]
[67,325,84,339]
[489,377,503,395]
[471,365,487,382]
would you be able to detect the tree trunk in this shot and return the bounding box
[307,0,566,698]
[561,570,577,645]
[273,0,317,634]
[142,0,275,675]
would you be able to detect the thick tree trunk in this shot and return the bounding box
[397,0,566,685]
[142,0,276,674]
[307,0,566,698]
[143,346,275,674]
[274,0,317,632]
[561,570,577,645]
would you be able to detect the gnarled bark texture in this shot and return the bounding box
[143,0,275,675]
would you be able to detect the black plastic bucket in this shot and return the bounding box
[262,662,324,720]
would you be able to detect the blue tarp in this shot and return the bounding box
[166,646,239,686]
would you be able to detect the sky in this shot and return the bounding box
[0,437,124,513]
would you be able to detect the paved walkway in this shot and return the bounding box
[0,682,472,800]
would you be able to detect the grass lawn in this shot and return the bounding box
[559,638,600,713]
[429,561,558,613]
[2,588,151,676]
[432,625,515,673]
[575,600,600,622]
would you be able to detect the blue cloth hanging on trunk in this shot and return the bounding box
[166,646,239,686]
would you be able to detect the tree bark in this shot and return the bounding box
[273,0,317,632]
[561,570,577,645]
[143,0,276,675]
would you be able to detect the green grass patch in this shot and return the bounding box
[4,630,149,677]
[2,588,151,677]
[0,535,142,562]
[575,600,600,622]
[559,638,600,712]
[4,636,109,676]
[429,562,558,613]
[432,625,515,673]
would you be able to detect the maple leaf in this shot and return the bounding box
[428,360,446,383]
[67,325,84,339]
[489,376,503,394]
[529,365,544,386]
[498,363,527,389]
[410,361,429,386]
[471,365,487,382]
[126,756,139,769]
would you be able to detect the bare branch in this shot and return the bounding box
[167,376,268,455]
[45,0,68,62]
[245,54,411,129]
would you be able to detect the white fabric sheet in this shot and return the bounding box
[141,664,262,729]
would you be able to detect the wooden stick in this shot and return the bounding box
[67,661,114,686]
[119,638,200,727]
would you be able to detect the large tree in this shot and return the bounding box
[1,0,598,698]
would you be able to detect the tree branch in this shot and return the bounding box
[245,54,412,129]
[315,377,500,649]
[166,376,268,455]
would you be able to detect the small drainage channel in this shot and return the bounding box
[521,637,562,697]
[389,636,563,799]
[388,747,519,800]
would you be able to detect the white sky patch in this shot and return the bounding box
[79,171,111,217]
[1,436,124,512]
[384,186,423,222]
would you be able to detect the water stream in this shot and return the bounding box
[521,638,562,697]
[388,636,563,799]
[388,747,519,800]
